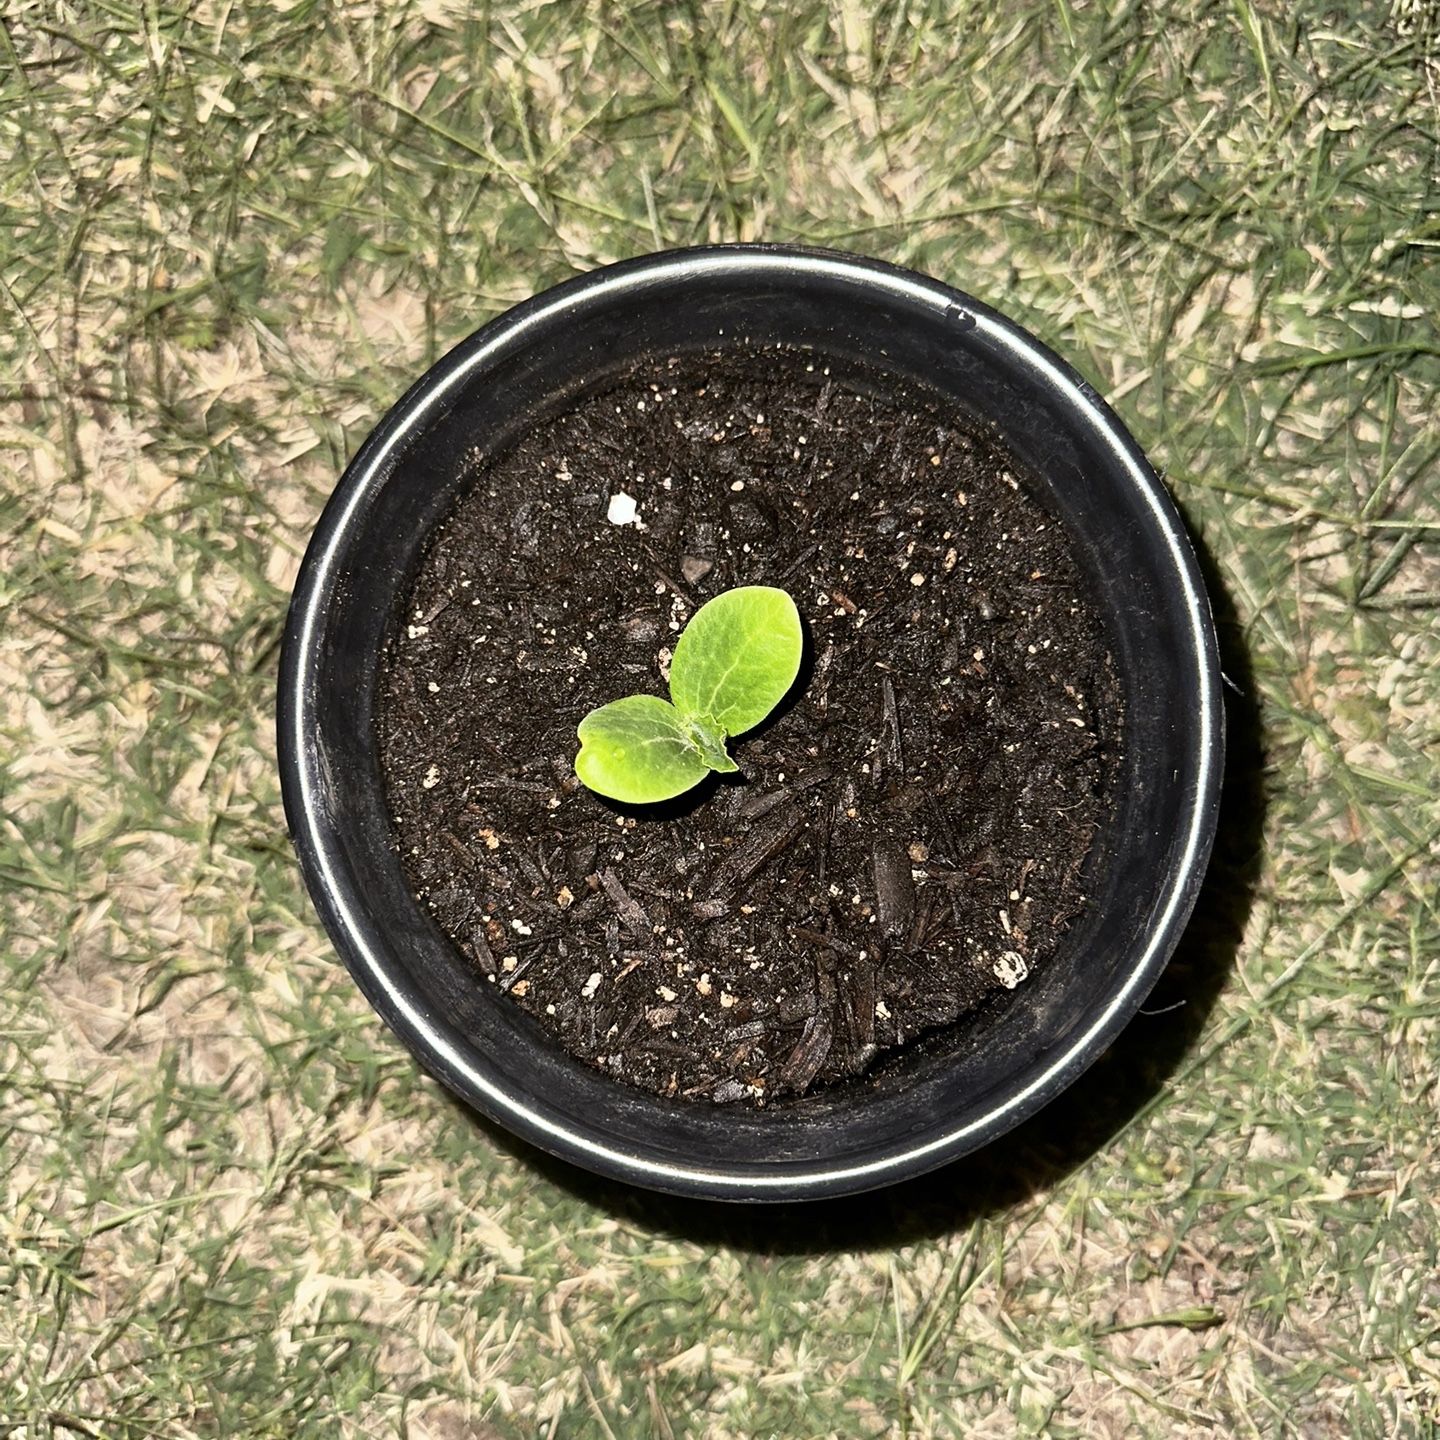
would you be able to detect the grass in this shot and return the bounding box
[2,0,1438,1434]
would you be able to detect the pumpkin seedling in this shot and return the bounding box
[575,585,803,804]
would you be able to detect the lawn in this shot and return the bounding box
[2,1,1438,1435]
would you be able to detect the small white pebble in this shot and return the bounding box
[511,919,532,936]
[696,973,713,997]
[582,972,602,999]
[407,624,429,639]
[875,999,892,1020]
[720,992,737,1009]
[910,572,926,587]
[993,952,1029,988]
[421,764,440,789]
[427,681,440,693]
[657,985,678,1002]
[606,492,639,526]
[730,480,745,492]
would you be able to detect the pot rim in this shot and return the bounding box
[278,243,1223,1199]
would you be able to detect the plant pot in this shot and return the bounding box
[277,245,1222,1202]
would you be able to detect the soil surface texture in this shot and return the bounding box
[377,347,1122,1104]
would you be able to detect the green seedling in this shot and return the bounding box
[575,585,803,805]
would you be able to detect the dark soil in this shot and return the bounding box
[377,347,1122,1104]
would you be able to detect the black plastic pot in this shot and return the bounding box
[277,245,1222,1202]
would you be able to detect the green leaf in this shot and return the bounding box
[680,711,739,774]
[575,696,714,805]
[668,586,803,737]
[573,586,804,806]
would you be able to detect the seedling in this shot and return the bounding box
[575,585,803,804]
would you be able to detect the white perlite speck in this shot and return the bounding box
[581,972,602,999]
[993,952,1029,988]
[606,492,639,525]
[421,764,440,789]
